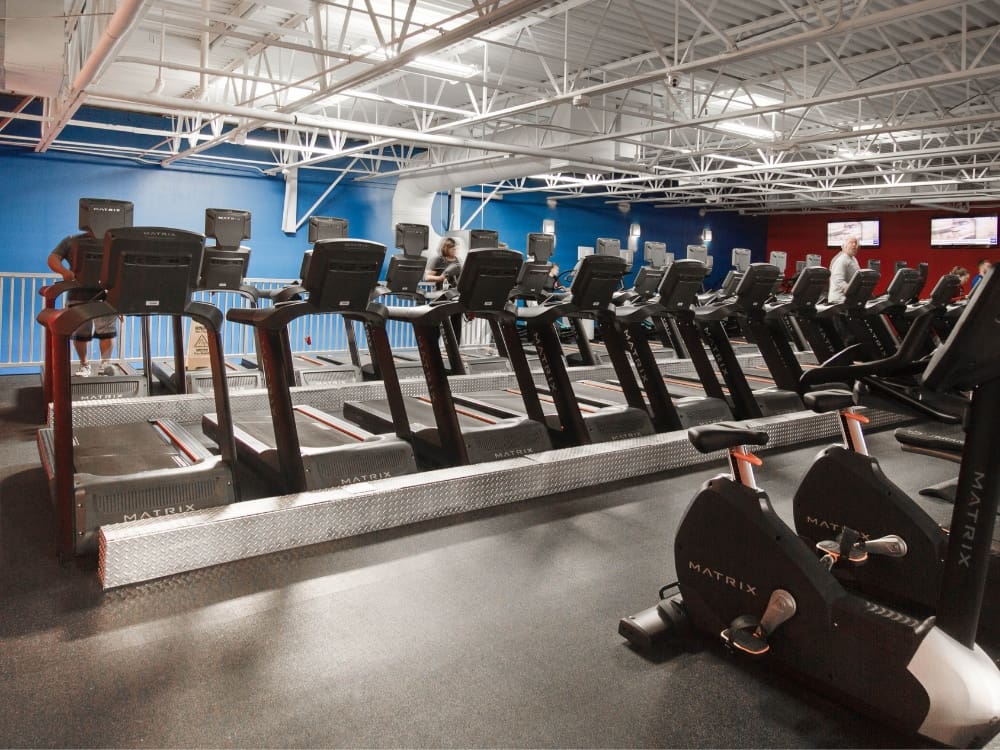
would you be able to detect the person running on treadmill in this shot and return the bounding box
[47,233,118,377]
[425,236,464,343]
[827,235,860,304]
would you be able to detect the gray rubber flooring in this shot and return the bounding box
[0,375,990,748]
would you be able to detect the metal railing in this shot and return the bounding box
[0,273,493,370]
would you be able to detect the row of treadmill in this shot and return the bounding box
[35,199,1000,747]
[38,199,971,552]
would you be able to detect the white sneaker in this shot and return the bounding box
[75,364,92,377]
[99,360,114,376]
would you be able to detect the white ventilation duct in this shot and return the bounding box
[1,0,66,97]
[392,154,553,253]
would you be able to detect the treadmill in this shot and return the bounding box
[608,259,733,430]
[40,198,148,405]
[244,216,363,385]
[37,226,239,556]
[342,248,553,467]
[693,263,804,419]
[203,239,417,493]
[151,208,264,394]
[454,254,655,447]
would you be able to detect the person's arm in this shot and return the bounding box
[47,238,75,281]
[424,257,445,283]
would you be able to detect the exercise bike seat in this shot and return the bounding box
[688,423,769,454]
[802,389,854,414]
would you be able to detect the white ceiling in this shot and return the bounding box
[2,0,999,214]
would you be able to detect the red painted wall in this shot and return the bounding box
[766,209,1000,295]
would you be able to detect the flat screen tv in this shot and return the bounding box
[930,216,998,248]
[827,219,880,248]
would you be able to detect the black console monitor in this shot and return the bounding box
[304,239,386,312]
[101,227,204,315]
[456,248,522,312]
[515,262,551,296]
[927,272,960,307]
[308,216,348,243]
[569,255,626,310]
[632,266,664,297]
[469,229,499,249]
[200,247,250,290]
[596,237,621,257]
[657,259,707,309]
[885,267,921,303]
[791,266,830,307]
[394,223,429,257]
[73,198,135,286]
[526,233,555,263]
[644,241,668,269]
[734,263,780,310]
[924,265,1000,391]
[205,208,251,250]
[384,256,427,294]
[868,259,881,273]
[842,269,881,309]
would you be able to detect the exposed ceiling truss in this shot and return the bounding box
[1,0,999,214]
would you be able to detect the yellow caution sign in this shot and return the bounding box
[185,321,212,371]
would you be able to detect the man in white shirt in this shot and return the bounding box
[827,235,860,303]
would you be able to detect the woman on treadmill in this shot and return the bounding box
[425,236,464,344]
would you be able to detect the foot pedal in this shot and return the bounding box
[721,590,796,659]
[619,594,689,650]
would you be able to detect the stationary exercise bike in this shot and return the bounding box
[619,267,1000,747]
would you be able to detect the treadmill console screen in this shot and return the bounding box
[456,248,522,312]
[657,259,707,310]
[596,237,621,256]
[308,216,348,243]
[101,227,204,314]
[394,223,429,257]
[526,233,555,263]
[305,239,386,312]
[468,229,499,249]
[205,208,251,250]
[632,266,664,297]
[791,266,830,308]
[644,241,668,269]
[568,254,626,310]
[200,247,251,290]
[734,263,780,311]
[842,269,880,309]
[515,262,551,297]
[78,198,134,238]
[384,256,426,294]
[73,198,135,286]
[885,267,921,303]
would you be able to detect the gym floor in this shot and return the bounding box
[0,374,993,748]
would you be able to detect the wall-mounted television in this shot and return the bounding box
[827,219,880,248]
[930,216,998,248]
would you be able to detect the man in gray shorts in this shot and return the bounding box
[47,234,117,377]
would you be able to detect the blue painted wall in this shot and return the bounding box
[0,145,767,288]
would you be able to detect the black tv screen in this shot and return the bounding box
[827,219,880,248]
[930,216,998,248]
[526,233,555,263]
[469,229,499,249]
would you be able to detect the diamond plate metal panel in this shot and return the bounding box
[99,406,912,589]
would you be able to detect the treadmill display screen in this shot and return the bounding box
[644,241,668,269]
[469,229,499,249]
[394,223,429,256]
[78,198,134,239]
[102,227,205,314]
[569,255,625,309]
[308,216,348,243]
[205,208,251,249]
[657,259,707,309]
[457,249,522,312]
[526,233,555,263]
[305,239,386,312]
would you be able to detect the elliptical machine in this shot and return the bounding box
[619,267,1000,747]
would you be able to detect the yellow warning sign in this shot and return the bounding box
[185,321,212,371]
